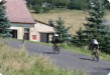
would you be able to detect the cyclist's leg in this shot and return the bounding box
[91,46,95,61]
[92,48,96,61]
[53,44,60,54]
[94,45,100,61]
[92,45,99,61]
[96,48,99,61]
[53,44,57,53]
[96,44,99,60]
[56,44,60,54]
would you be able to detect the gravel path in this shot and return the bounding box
[6,39,110,75]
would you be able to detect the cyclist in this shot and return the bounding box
[51,34,61,54]
[91,38,100,61]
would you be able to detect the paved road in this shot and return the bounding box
[6,39,110,75]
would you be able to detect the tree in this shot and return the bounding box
[26,0,51,13]
[83,0,105,39]
[83,0,107,48]
[0,0,11,37]
[26,0,43,6]
[85,0,110,54]
[103,0,110,10]
[54,0,70,8]
[27,0,70,10]
[67,0,89,10]
[55,18,71,42]
[71,0,110,54]
[71,27,87,46]
[97,20,110,53]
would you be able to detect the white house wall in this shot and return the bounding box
[30,28,40,42]
[35,22,55,33]
[9,26,24,40]
[30,22,55,42]
[9,22,55,42]
[10,23,34,40]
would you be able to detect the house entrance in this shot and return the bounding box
[11,30,17,38]
[24,28,30,40]
[40,33,54,43]
[40,33,48,42]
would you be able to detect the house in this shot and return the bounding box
[30,21,55,42]
[5,0,55,42]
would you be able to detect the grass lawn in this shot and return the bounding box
[31,9,110,35]
[31,9,88,34]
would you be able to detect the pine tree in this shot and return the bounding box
[83,0,105,38]
[71,27,87,46]
[97,20,110,54]
[0,0,11,37]
[83,0,110,53]
[71,0,110,54]
[55,18,71,42]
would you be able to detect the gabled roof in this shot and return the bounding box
[5,0,35,24]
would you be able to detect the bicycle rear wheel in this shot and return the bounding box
[92,48,99,61]
[53,45,60,54]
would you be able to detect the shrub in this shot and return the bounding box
[33,5,43,13]
[33,5,50,13]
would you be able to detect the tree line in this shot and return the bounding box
[26,0,110,13]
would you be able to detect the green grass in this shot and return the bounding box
[0,40,87,75]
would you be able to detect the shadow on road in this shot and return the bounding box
[43,52,57,54]
[79,58,93,61]
[98,68,110,71]
[91,67,110,75]
[104,68,110,71]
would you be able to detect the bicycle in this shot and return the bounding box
[92,47,99,61]
[53,44,60,54]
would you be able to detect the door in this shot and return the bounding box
[11,30,17,38]
[24,28,30,40]
[40,33,48,42]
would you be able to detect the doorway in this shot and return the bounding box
[40,33,48,42]
[24,28,30,40]
[11,30,17,38]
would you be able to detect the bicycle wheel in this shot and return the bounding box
[92,48,99,61]
[53,45,60,54]
[95,52,99,61]
[92,52,96,61]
